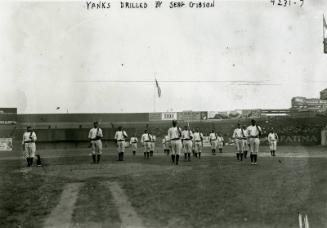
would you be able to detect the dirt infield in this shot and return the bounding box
[44,183,84,228]
[105,181,145,228]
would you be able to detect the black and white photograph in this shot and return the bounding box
[0,0,327,227]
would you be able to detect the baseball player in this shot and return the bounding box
[162,135,170,155]
[193,128,204,159]
[114,126,128,161]
[246,119,262,165]
[168,120,182,165]
[88,122,103,164]
[130,133,138,156]
[233,123,246,161]
[209,129,218,155]
[182,125,193,161]
[268,128,278,156]
[242,125,249,159]
[217,133,224,153]
[150,134,156,157]
[191,128,196,156]
[141,129,152,159]
[22,126,38,167]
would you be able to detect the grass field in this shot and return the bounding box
[0,145,327,228]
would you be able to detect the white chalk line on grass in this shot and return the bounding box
[104,181,145,228]
[43,182,84,228]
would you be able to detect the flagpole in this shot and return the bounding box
[324,14,326,54]
[323,14,325,42]
[153,76,157,112]
[153,82,156,112]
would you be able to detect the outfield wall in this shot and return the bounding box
[2,113,327,151]
[10,117,325,146]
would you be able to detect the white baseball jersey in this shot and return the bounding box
[217,136,224,142]
[242,129,248,138]
[193,132,203,141]
[182,130,193,140]
[141,133,152,143]
[233,128,245,139]
[130,137,138,144]
[168,127,182,140]
[209,133,217,140]
[88,128,103,140]
[268,133,278,142]
[115,130,128,141]
[151,135,156,142]
[246,125,262,137]
[22,131,37,144]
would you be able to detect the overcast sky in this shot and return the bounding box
[0,0,327,113]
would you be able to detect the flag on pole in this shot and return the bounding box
[155,79,161,98]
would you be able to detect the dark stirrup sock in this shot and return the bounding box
[176,155,179,165]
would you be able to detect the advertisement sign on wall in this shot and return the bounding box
[149,113,162,121]
[178,111,201,121]
[161,112,177,120]
[208,110,242,119]
[200,112,208,120]
[0,138,13,151]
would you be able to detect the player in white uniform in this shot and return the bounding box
[114,126,128,161]
[22,126,38,167]
[130,133,138,156]
[163,135,171,155]
[246,119,262,165]
[162,136,167,155]
[193,128,204,159]
[141,129,152,159]
[168,120,182,165]
[191,128,196,156]
[268,128,278,156]
[182,125,193,161]
[150,134,156,157]
[209,129,218,155]
[242,125,249,159]
[88,122,103,164]
[217,133,224,153]
[233,123,246,161]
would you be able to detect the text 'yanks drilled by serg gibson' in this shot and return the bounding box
[86,1,215,10]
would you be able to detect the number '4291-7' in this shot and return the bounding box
[270,0,304,7]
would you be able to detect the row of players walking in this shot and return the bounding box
[87,119,278,166]
[21,119,278,167]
